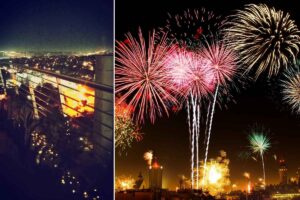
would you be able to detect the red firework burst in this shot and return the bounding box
[199,41,237,86]
[164,48,215,99]
[115,28,178,124]
[157,8,222,51]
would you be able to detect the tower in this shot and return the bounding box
[296,167,300,185]
[134,172,144,189]
[278,159,288,185]
[149,157,163,189]
[179,175,188,190]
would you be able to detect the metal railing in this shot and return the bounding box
[0,55,113,161]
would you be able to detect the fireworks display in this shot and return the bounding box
[115,2,300,196]
[281,66,300,114]
[158,8,222,50]
[115,100,142,153]
[248,130,271,186]
[201,41,237,184]
[225,4,300,79]
[115,28,178,124]
[164,40,237,189]
[164,48,214,98]
[198,151,230,196]
[248,132,271,156]
[199,41,237,86]
[164,47,212,189]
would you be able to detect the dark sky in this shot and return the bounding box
[116,0,300,190]
[0,0,113,51]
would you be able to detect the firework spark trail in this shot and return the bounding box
[165,48,213,189]
[224,4,300,79]
[200,41,237,186]
[164,44,236,189]
[204,103,211,145]
[186,94,202,189]
[196,103,201,189]
[248,131,271,187]
[261,152,266,186]
[189,92,203,189]
[192,95,197,189]
[186,99,194,188]
[193,95,198,189]
[203,83,219,187]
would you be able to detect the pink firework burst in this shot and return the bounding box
[115,28,178,124]
[164,48,215,99]
[200,41,237,86]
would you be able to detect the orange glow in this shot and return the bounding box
[9,78,21,87]
[60,84,95,117]
[115,99,133,118]
[197,152,231,195]
[0,94,6,100]
[115,176,135,191]
[243,172,250,179]
[152,161,160,169]
[247,182,251,193]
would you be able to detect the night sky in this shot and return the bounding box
[116,0,300,190]
[0,0,113,51]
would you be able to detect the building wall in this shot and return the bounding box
[279,167,288,184]
[149,169,162,189]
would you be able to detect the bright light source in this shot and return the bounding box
[208,165,222,184]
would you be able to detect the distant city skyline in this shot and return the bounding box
[0,48,111,52]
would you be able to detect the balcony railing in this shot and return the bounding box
[0,55,113,198]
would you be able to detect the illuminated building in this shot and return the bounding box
[149,157,163,189]
[297,167,300,185]
[279,159,288,185]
